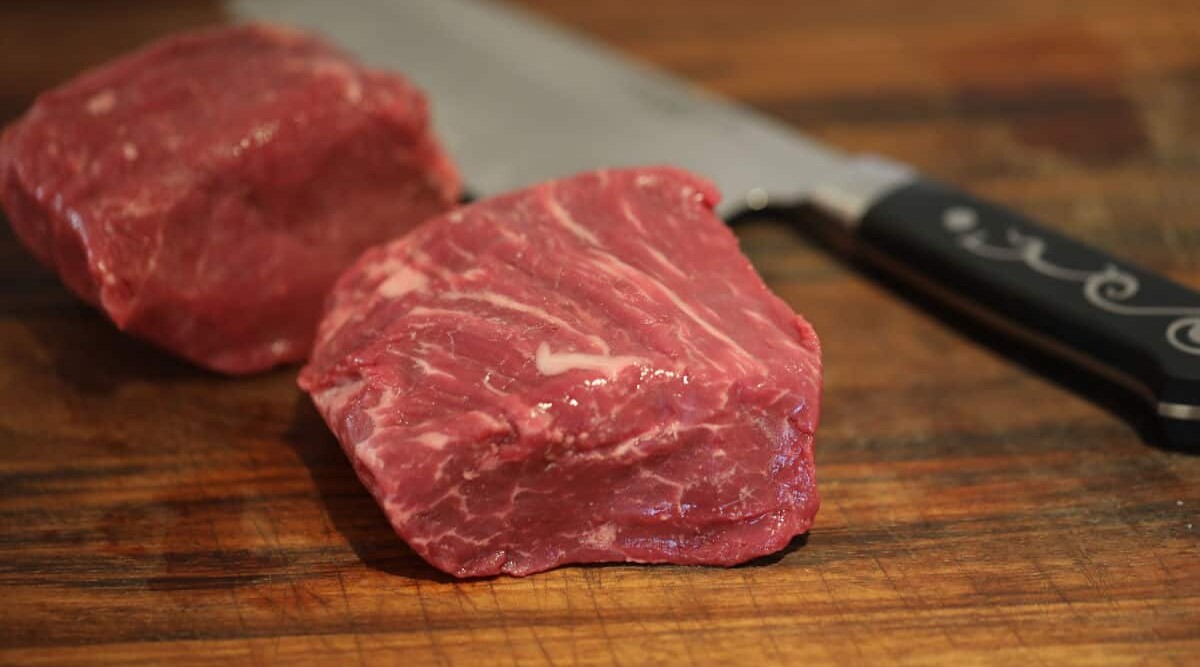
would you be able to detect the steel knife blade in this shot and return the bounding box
[228,0,884,219]
[229,0,1200,448]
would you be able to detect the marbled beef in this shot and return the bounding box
[0,24,459,373]
[300,167,822,577]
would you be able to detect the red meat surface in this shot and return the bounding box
[300,167,822,577]
[0,23,459,373]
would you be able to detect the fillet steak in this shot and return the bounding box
[0,24,459,373]
[300,167,822,577]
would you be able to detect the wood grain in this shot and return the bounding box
[1,1,1198,665]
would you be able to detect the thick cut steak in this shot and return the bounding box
[0,24,459,373]
[300,167,822,577]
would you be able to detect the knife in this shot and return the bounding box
[229,0,1200,448]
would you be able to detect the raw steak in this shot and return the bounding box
[300,167,822,577]
[0,24,459,373]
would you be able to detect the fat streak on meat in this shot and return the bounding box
[0,24,459,373]
[300,167,822,577]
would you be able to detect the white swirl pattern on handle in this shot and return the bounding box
[1166,318,1200,355]
[941,207,1200,356]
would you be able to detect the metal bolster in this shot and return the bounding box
[808,155,917,228]
[1160,402,1200,422]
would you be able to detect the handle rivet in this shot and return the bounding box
[943,206,978,232]
[746,188,769,211]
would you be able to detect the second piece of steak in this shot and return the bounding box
[300,167,822,577]
[0,24,459,373]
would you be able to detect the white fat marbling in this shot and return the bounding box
[377,266,429,298]
[534,342,644,377]
[414,432,451,450]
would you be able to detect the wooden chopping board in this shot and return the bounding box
[1,1,1198,665]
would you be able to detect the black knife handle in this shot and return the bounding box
[813,164,1200,447]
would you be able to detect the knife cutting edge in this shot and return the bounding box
[229,0,1200,448]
